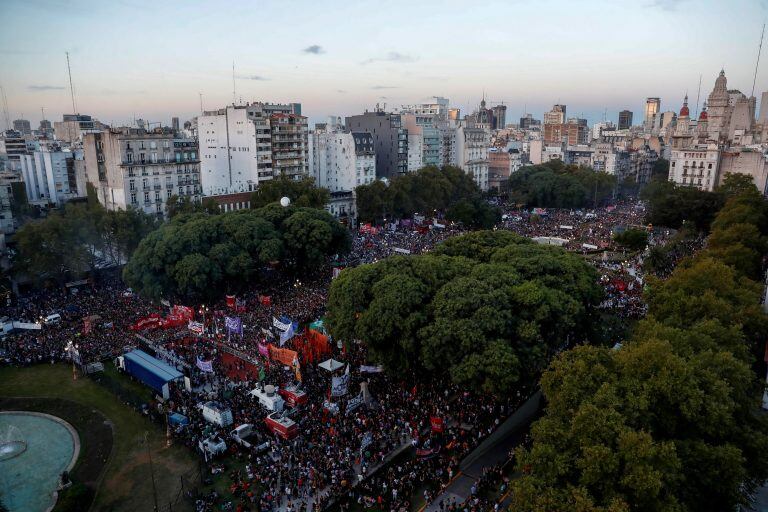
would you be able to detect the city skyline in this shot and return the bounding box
[1,0,768,127]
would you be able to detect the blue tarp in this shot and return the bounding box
[123,349,183,393]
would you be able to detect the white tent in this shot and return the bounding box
[318,358,345,372]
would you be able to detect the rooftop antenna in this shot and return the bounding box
[232,60,236,105]
[199,92,204,114]
[751,22,765,98]
[41,106,45,122]
[694,74,702,119]
[66,51,77,114]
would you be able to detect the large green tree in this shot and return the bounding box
[506,162,616,208]
[511,186,768,511]
[12,203,158,283]
[354,165,485,224]
[327,231,601,394]
[123,205,349,300]
[250,176,330,210]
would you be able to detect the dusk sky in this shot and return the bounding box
[2,0,768,128]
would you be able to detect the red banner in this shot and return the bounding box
[171,305,194,321]
[129,314,162,331]
[226,295,236,308]
[430,417,444,433]
[259,295,272,306]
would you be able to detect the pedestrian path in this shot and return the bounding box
[423,391,542,512]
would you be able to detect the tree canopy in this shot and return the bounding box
[511,182,768,511]
[326,231,602,394]
[123,204,350,300]
[12,203,159,284]
[166,195,220,218]
[613,228,648,251]
[250,176,330,210]
[354,165,493,224]
[505,161,616,208]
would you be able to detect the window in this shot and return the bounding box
[129,181,135,191]
[126,153,133,163]
[130,192,137,204]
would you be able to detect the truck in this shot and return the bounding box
[230,424,271,453]
[250,384,285,412]
[278,385,308,408]
[265,411,298,440]
[200,401,233,427]
[117,349,184,400]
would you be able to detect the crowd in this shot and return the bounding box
[0,200,704,512]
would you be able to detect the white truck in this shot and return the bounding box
[230,423,271,453]
[249,384,285,412]
[200,401,233,427]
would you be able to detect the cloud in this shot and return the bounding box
[28,85,65,91]
[236,74,269,81]
[336,89,347,94]
[303,45,325,55]
[646,0,684,11]
[371,85,398,90]
[361,52,416,65]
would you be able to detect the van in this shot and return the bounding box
[44,313,61,325]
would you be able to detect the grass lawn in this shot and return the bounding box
[0,363,198,512]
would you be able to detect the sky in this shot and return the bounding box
[1,0,768,128]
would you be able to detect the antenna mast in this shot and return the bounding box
[694,74,702,119]
[199,92,203,114]
[232,61,236,105]
[66,51,77,114]
[752,22,765,98]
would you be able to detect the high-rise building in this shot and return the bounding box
[644,98,661,127]
[12,119,31,135]
[345,110,408,178]
[18,144,86,206]
[544,104,567,125]
[454,125,489,191]
[198,102,308,197]
[171,117,180,133]
[54,114,103,143]
[83,128,201,215]
[618,110,633,130]
[491,105,507,130]
[519,114,541,130]
[0,130,29,172]
[308,126,376,220]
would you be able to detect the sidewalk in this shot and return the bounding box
[423,391,542,512]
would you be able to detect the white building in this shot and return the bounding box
[407,132,424,172]
[83,128,201,215]
[18,146,86,206]
[455,125,489,191]
[309,129,376,220]
[668,145,721,191]
[591,142,630,179]
[198,103,307,197]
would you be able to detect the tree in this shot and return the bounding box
[123,205,349,300]
[507,164,616,208]
[354,165,487,224]
[446,198,500,229]
[512,185,768,511]
[166,195,220,218]
[641,180,723,232]
[327,231,601,394]
[250,176,330,210]
[650,158,670,182]
[613,228,648,251]
[12,203,157,284]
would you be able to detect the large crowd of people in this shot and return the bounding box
[0,200,704,512]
